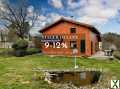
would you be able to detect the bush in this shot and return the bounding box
[26,48,41,55]
[113,51,120,60]
[0,48,14,57]
[12,39,28,57]
[12,39,41,57]
[12,39,28,50]
[14,50,26,57]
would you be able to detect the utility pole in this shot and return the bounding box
[72,48,78,69]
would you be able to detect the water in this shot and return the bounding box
[44,71,101,86]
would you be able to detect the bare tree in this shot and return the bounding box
[0,0,38,39]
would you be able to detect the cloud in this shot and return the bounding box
[47,13,62,22]
[32,15,47,30]
[28,0,120,34]
[67,0,120,24]
[27,5,34,17]
[49,0,63,8]
[77,16,107,24]
[37,15,46,21]
[0,0,9,29]
[30,13,68,35]
[67,0,87,9]
[27,1,120,35]
[30,15,47,34]
[0,0,7,12]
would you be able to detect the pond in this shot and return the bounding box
[44,70,101,87]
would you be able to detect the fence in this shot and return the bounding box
[0,42,12,48]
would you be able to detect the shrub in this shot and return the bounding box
[14,49,26,57]
[113,51,120,60]
[26,48,41,55]
[12,39,28,50]
[0,48,13,57]
[12,39,28,57]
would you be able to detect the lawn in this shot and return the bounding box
[0,54,120,89]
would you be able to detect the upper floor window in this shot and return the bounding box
[70,27,76,33]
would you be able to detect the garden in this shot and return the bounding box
[0,49,120,89]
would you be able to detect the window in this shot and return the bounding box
[70,27,76,33]
[70,41,77,49]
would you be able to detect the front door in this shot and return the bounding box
[80,40,85,54]
[91,41,93,55]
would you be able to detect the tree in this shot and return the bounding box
[0,31,4,42]
[0,0,38,39]
[7,22,29,42]
[102,32,120,50]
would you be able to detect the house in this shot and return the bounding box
[39,18,101,56]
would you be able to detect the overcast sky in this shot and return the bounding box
[0,0,120,35]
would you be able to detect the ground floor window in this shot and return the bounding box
[70,41,77,49]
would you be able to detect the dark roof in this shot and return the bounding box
[39,17,101,41]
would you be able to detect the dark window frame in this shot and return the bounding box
[70,41,77,49]
[70,27,76,33]
[80,40,85,53]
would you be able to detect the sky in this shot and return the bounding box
[0,0,120,35]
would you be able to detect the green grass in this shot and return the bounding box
[0,48,9,52]
[114,51,120,59]
[0,54,120,89]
